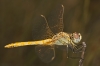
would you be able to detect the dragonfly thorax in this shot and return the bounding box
[52,32,71,45]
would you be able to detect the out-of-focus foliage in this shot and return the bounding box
[0,0,100,66]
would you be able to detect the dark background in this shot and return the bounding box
[0,0,100,66]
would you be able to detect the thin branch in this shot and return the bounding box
[79,42,86,66]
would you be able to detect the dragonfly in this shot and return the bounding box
[4,5,86,65]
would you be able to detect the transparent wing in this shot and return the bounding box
[56,45,67,51]
[35,45,55,63]
[32,5,64,40]
[32,15,54,41]
[33,5,64,63]
[48,5,64,34]
[32,14,55,62]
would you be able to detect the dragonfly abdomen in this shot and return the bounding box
[4,39,52,48]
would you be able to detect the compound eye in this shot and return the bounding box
[73,32,80,39]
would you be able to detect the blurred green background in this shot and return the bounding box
[0,0,100,66]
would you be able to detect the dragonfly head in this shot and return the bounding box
[71,32,82,44]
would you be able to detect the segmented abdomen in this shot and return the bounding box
[4,39,52,48]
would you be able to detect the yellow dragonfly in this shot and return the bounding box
[4,5,83,63]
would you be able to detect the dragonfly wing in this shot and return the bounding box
[56,45,67,51]
[32,15,54,41]
[48,5,64,34]
[32,5,64,40]
[35,45,55,63]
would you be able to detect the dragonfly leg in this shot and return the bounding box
[66,44,80,59]
[67,42,86,60]
[66,45,69,58]
[72,42,86,53]
[68,42,86,66]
